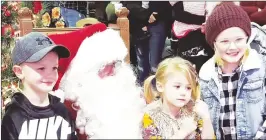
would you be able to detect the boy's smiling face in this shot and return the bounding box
[14,51,59,94]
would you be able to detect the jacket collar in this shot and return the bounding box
[248,23,257,44]
[248,22,266,44]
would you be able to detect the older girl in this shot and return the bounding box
[200,2,266,139]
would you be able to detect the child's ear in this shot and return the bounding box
[213,43,217,51]
[156,81,164,93]
[12,65,24,80]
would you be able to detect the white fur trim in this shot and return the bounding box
[50,89,65,103]
[68,29,127,75]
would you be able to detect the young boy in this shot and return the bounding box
[1,32,77,139]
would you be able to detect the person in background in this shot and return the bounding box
[105,2,123,24]
[144,1,172,74]
[93,1,110,26]
[164,2,214,73]
[124,1,172,86]
[123,1,153,85]
[59,1,88,17]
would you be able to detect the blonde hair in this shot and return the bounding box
[143,57,200,104]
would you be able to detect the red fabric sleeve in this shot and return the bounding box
[240,1,266,25]
[256,1,266,9]
[240,1,258,15]
[250,9,266,25]
[241,6,258,15]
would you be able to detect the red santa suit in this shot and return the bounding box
[49,23,107,139]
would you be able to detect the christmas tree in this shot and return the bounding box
[1,1,21,118]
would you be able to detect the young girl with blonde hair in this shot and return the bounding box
[142,57,215,139]
[200,2,266,139]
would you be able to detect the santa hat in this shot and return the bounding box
[68,29,128,74]
[48,23,107,139]
[49,23,107,90]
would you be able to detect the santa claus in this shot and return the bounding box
[51,24,145,139]
[48,23,106,139]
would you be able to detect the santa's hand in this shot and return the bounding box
[194,100,211,119]
[49,89,65,103]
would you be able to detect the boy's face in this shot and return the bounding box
[14,51,59,94]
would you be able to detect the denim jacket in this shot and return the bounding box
[199,47,266,139]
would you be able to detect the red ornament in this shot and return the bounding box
[2,6,7,11]
[4,10,11,17]
[1,24,14,37]
[33,1,42,14]
[1,64,8,72]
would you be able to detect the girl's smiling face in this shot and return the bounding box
[214,27,248,65]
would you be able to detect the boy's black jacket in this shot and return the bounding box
[1,92,77,140]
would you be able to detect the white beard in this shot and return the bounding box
[59,29,146,139]
[77,63,145,139]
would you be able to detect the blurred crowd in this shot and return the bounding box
[44,1,266,85]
